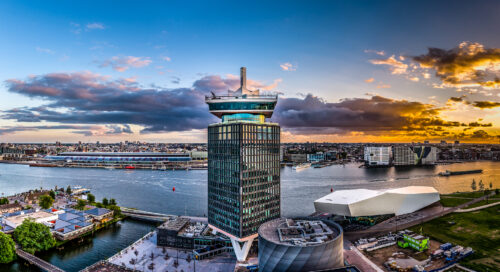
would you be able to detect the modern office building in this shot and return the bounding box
[206,67,281,261]
[393,146,438,166]
[364,146,391,166]
[307,152,325,163]
[258,218,344,272]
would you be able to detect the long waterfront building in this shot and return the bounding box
[206,67,281,261]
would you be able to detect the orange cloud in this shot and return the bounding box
[370,55,408,74]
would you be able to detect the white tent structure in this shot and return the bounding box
[314,186,440,217]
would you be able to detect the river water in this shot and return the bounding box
[0,161,498,271]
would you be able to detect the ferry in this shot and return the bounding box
[438,169,482,176]
[293,162,311,171]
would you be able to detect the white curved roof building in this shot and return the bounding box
[314,186,440,217]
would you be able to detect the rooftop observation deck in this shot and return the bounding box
[205,67,278,119]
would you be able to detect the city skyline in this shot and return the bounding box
[1,1,500,143]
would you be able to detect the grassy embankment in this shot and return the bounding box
[439,191,498,207]
[410,193,500,271]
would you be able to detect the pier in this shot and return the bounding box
[16,248,65,272]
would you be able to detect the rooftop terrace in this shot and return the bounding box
[259,218,341,247]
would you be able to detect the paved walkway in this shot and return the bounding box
[455,201,500,213]
[343,240,383,272]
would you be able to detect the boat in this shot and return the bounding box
[438,169,482,176]
[29,163,58,167]
[125,165,136,169]
[313,164,327,168]
[292,162,311,171]
[104,166,115,170]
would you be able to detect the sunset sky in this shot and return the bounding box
[1,0,500,143]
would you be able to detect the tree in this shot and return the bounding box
[108,205,122,217]
[471,179,477,191]
[75,199,86,210]
[479,180,484,191]
[102,198,109,206]
[49,190,56,200]
[39,195,54,209]
[66,186,72,195]
[14,219,55,254]
[87,193,95,203]
[0,197,9,205]
[0,232,16,263]
[109,198,117,206]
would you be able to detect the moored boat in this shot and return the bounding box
[439,169,482,176]
[293,162,311,171]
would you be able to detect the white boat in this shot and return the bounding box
[292,162,311,171]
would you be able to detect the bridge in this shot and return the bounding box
[120,207,175,222]
[121,207,208,223]
[16,248,65,272]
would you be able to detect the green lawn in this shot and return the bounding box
[440,197,473,207]
[410,205,500,271]
[442,191,490,199]
[439,191,497,207]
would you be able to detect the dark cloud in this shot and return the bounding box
[105,124,133,134]
[448,96,466,103]
[0,125,101,136]
[413,42,500,88]
[272,94,462,134]
[171,76,180,84]
[4,72,217,133]
[2,72,497,141]
[472,101,500,109]
[468,121,492,127]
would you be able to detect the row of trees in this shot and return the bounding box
[470,179,493,191]
[72,194,121,217]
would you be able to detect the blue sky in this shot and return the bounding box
[1,0,500,142]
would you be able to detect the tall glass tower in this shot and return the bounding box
[206,67,280,261]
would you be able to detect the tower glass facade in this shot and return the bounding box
[206,67,281,242]
[208,122,280,238]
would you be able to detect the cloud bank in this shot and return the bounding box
[2,71,498,142]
